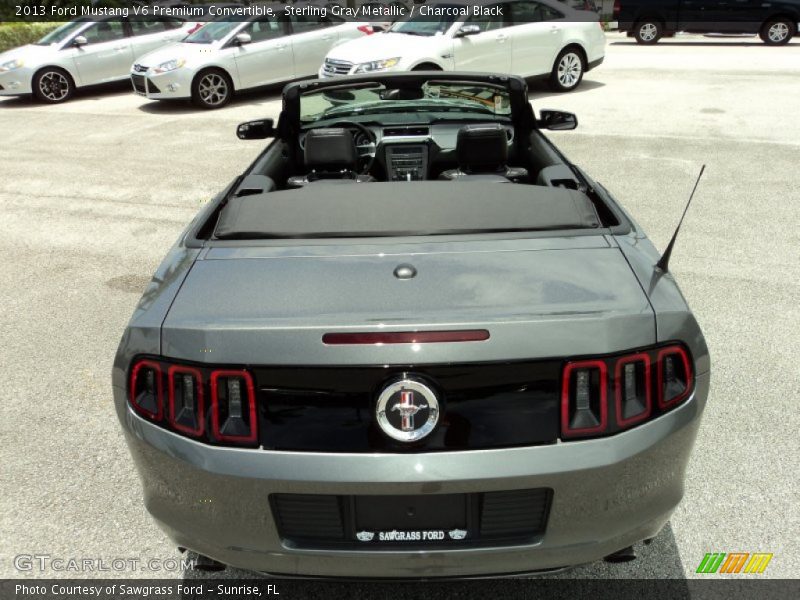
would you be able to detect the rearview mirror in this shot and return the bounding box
[73,35,88,47]
[454,24,481,38]
[236,119,276,140]
[234,32,252,46]
[537,109,578,131]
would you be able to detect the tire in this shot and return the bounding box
[191,69,233,109]
[760,18,794,45]
[32,67,74,104]
[549,48,585,92]
[634,20,663,44]
[411,63,442,71]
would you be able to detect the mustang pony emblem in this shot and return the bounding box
[392,390,428,431]
[376,378,440,442]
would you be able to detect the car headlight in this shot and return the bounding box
[0,58,24,72]
[152,58,186,74]
[353,57,400,73]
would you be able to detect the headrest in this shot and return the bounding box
[304,128,358,171]
[456,124,509,173]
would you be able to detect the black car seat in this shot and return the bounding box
[287,128,375,187]
[439,124,528,183]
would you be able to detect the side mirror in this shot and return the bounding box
[73,35,88,48]
[537,109,578,131]
[236,119,276,140]
[234,32,252,46]
[454,24,481,38]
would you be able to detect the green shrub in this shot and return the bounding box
[0,22,61,54]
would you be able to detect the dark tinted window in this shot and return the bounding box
[290,14,329,34]
[245,17,284,42]
[82,21,126,43]
[510,1,564,24]
[465,3,508,31]
[130,17,184,36]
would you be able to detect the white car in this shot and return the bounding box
[320,0,606,91]
[0,16,196,103]
[132,10,373,109]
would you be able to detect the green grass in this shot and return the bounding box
[0,22,60,54]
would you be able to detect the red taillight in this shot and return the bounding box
[187,23,203,35]
[615,353,651,427]
[657,346,693,409]
[613,0,621,18]
[561,360,608,437]
[562,344,694,439]
[128,359,258,446]
[210,370,257,445]
[168,365,204,437]
[357,25,375,35]
[129,360,164,421]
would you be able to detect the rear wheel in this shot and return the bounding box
[634,20,663,44]
[760,18,794,45]
[32,67,74,103]
[549,48,585,92]
[192,69,233,109]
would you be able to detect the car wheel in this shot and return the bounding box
[550,49,584,92]
[760,18,794,45]
[192,69,233,109]
[634,21,662,44]
[32,68,74,104]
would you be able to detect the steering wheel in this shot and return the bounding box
[335,121,377,175]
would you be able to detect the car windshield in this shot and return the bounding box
[183,19,241,44]
[35,20,90,46]
[300,82,512,122]
[388,4,460,36]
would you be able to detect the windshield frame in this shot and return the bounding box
[182,18,247,45]
[388,3,465,37]
[299,80,514,124]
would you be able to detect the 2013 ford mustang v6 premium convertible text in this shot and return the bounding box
[113,72,709,577]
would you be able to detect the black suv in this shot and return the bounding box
[615,0,800,45]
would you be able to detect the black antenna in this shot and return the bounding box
[656,164,706,273]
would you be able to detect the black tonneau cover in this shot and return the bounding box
[214,182,600,239]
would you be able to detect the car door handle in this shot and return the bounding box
[496,34,508,42]
[275,44,287,51]
[321,36,332,41]
[114,46,127,51]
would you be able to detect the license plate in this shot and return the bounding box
[353,494,468,543]
[356,529,468,542]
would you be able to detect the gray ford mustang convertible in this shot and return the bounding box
[113,72,709,577]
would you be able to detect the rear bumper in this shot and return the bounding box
[116,371,709,577]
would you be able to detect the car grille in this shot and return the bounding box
[322,58,353,77]
[479,489,552,539]
[131,74,146,94]
[271,489,552,549]
[131,74,160,95]
[133,64,148,73]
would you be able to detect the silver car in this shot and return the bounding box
[0,16,195,103]
[114,72,710,577]
[131,7,373,109]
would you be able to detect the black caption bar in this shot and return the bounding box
[2,579,799,600]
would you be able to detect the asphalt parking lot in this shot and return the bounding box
[1,32,798,585]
